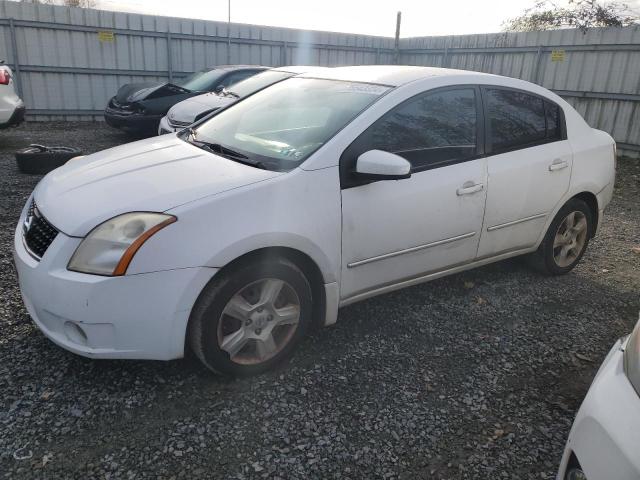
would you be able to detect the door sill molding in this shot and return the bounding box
[340,246,535,307]
[346,231,477,269]
[486,213,547,232]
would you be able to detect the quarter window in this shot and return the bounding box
[485,88,547,152]
[358,88,478,171]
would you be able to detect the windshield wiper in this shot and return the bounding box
[183,129,267,169]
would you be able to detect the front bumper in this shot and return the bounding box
[104,105,162,133]
[557,337,640,479]
[13,204,216,360]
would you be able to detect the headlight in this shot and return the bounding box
[624,316,640,395]
[68,212,176,276]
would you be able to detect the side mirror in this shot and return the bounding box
[354,150,411,180]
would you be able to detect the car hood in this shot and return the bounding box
[167,93,234,124]
[115,82,193,104]
[34,135,281,237]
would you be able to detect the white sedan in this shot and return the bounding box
[557,316,640,480]
[13,66,616,375]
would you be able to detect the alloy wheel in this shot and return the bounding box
[553,211,588,268]
[217,278,301,365]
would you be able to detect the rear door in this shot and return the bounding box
[477,87,572,258]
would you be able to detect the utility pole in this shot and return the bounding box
[394,11,401,65]
[227,0,231,64]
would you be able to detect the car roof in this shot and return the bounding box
[298,65,498,87]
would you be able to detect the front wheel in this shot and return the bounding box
[188,257,313,376]
[530,198,593,275]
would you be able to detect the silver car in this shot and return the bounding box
[157,66,328,135]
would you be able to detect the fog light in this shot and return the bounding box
[567,468,587,480]
[64,321,88,346]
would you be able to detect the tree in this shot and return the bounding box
[503,0,639,32]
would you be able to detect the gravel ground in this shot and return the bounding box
[1,122,639,479]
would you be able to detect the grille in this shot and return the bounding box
[168,118,191,128]
[23,201,58,259]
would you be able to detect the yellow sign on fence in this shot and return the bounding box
[551,49,565,62]
[98,31,115,43]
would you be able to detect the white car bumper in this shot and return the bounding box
[13,208,216,361]
[557,336,640,480]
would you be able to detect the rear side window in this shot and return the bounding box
[357,88,478,171]
[485,88,546,152]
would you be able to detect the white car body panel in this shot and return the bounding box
[13,66,616,360]
[341,157,487,299]
[477,140,573,257]
[34,135,281,236]
[557,336,640,480]
[0,63,25,127]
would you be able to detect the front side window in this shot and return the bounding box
[189,78,390,170]
[351,88,478,172]
[485,88,547,152]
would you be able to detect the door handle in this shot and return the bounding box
[549,159,569,171]
[456,181,484,196]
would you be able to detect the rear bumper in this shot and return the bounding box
[13,200,216,360]
[557,337,640,480]
[0,101,25,129]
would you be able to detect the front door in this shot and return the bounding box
[340,86,488,300]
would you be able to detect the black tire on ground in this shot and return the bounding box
[15,145,83,174]
[529,198,593,275]
[188,257,313,376]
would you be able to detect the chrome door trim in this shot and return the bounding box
[486,213,547,232]
[346,231,477,269]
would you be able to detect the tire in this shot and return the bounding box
[188,257,313,376]
[15,145,83,174]
[529,198,593,275]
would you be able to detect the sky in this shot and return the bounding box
[96,0,547,37]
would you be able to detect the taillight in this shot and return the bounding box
[0,69,11,85]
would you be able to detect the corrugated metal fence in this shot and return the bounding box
[1,0,639,155]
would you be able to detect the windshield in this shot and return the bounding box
[226,70,293,97]
[189,78,390,170]
[178,69,225,92]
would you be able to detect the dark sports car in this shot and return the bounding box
[104,65,266,135]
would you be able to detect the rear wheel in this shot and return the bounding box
[530,198,593,275]
[188,257,313,376]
